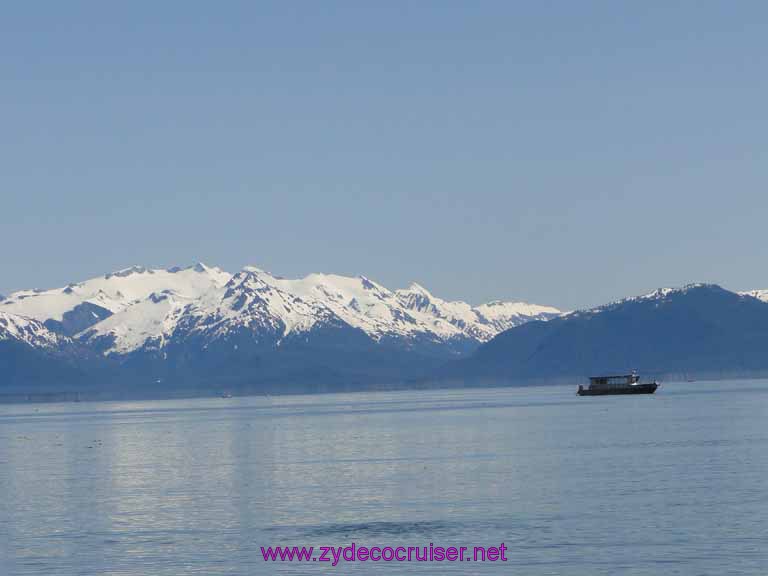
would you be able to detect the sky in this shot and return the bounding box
[2,1,767,310]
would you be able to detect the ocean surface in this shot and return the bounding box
[2,380,768,575]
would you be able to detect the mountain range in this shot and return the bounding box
[0,263,559,395]
[3,266,768,398]
[445,283,768,385]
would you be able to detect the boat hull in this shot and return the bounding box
[577,383,658,396]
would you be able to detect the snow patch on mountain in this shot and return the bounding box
[742,289,768,303]
[253,270,461,342]
[1,263,231,323]
[72,265,232,354]
[176,270,347,351]
[395,283,560,341]
[0,312,69,349]
[78,291,190,354]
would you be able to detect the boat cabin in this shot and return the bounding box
[588,374,640,388]
[578,372,658,396]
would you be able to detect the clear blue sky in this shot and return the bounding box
[2,1,767,310]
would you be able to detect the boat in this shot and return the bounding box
[577,373,658,396]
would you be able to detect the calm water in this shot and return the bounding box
[2,381,768,575]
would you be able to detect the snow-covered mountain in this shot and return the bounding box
[395,282,559,341]
[0,263,567,393]
[1,263,231,337]
[0,312,69,350]
[2,263,561,358]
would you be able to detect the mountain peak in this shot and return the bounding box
[644,283,719,298]
[404,282,434,297]
[568,283,727,319]
[166,262,216,274]
[358,275,384,291]
[0,311,69,349]
[105,265,149,279]
[242,265,271,276]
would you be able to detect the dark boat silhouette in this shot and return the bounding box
[577,373,658,396]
